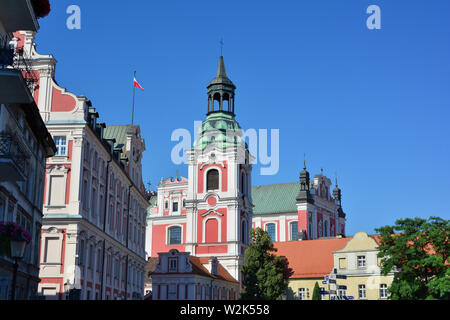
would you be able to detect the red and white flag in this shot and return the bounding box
[133,77,144,91]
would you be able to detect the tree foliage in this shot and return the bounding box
[375,217,450,300]
[241,228,293,300]
[312,282,321,300]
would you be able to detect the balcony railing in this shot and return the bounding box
[0,40,39,94]
[0,133,27,182]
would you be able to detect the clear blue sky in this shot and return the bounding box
[34,0,450,236]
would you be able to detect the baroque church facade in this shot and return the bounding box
[146,57,347,297]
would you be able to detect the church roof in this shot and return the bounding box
[193,111,246,150]
[252,182,300,215]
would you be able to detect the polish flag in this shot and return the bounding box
[133,77,144,91]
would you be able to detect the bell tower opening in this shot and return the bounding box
[206,56,236,115]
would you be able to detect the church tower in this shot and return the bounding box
[185,56,253,284]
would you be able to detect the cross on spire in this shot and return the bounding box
[220,38,224,56]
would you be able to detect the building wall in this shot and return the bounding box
[11,31,149,300]
[0,8,51,301]
[286,278,326,300]
[331,232,395,300]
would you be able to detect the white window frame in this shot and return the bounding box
[298,288,306,300]
[357,255,366,268]
[166,225,183,245]
[358,284,366,300]
[264,222,277,242]
[380,284,388,299]
[54,136,68,157]
[289,221,298,241]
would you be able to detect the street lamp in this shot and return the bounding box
[10,238,27,301]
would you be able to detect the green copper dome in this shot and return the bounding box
[193,111,246,150]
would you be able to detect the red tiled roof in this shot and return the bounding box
[193,257,239,283]
[149,256,238,284]
[273,238,351,279]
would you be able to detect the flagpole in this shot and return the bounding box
[132,70,136,125]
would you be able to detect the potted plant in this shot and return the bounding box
[0,222,32,257]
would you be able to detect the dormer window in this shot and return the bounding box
[168,257,178,272]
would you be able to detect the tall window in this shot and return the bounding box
[91,188,97,218]
[265,223,276,242]
[96,249,102,272]
[172,201,179,213]
[290,221,298,241]
[298,288,306,300]
[88,245,94,269]
[380,284,388,299]
[357,256,366,268]
[358,284,366,299]
[168,226,182,245]
[240,172,245,194]
[54,137,67,156]
[207,169,219,191]
[338,288,346,299]
[78,240,85,266]
[324,220,328,237]
[241,220,247,245]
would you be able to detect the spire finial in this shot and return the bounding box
[220,38,224,56]
[321,168,324,176]
[303,153,306,170]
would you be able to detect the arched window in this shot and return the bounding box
[207,169,219,191]
[168,226,182,245]
[205,219,219,243]
[290,221,298,241]
[265,223,276,242]
[241,220,247,245]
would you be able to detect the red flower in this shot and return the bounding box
[31,0,51,19]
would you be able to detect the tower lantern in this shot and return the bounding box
[207,56,236,114]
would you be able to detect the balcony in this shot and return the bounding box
[0,133,27,182]
[0,44,38,104]
[0,0,39,33]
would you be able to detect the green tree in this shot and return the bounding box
[375,217,450,300]
[311,282,321,300]
[241,228,293,300]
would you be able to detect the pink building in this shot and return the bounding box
[146,57,253,289]
[145,57,348,299]
[11,31,149,300]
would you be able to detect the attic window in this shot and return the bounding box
[168,257,178,272]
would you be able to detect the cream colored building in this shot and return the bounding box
[330,232,395,300]
[274,232,396,300]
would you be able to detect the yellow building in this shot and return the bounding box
[274,232,395,300]
[331,232,395,300]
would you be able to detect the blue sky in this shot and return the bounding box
[34,0,450,235]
